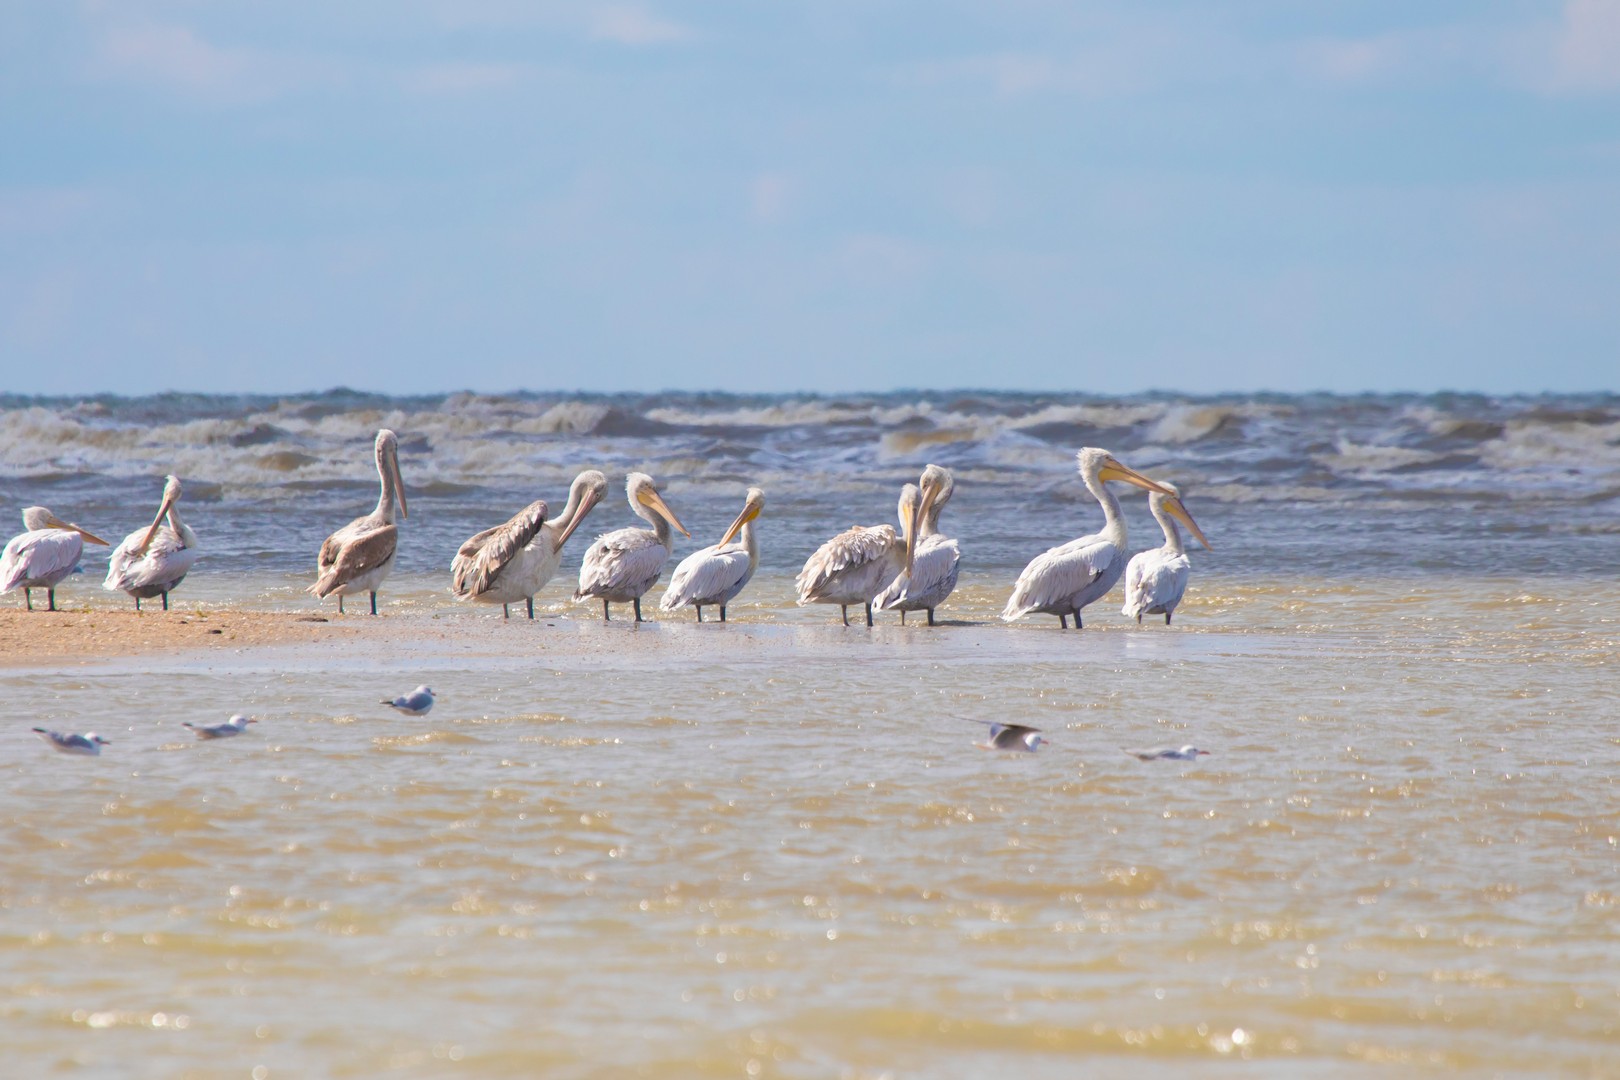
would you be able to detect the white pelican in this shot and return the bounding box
[1002,447,1172,629]
[451,470,610,619]
[796,484,919,627]
[659,487,765,622]
[874,464,959,626]
[1124,745,1210,761]
[976,723,1046,752]
[104,475,201,611]
[1121,482,1211,625]
[1,508,108,611]
[574,472,690,622]
[310,429,407,615]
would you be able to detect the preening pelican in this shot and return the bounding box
[874,464,959,626]
[1,508,108,611]
[451,470,609,619]
[796,484,918,627]
[574,472,690,622]
[660,487,765,622]
[104,475,201,611]
[1121,482,1211,625]
[1002,448,1172,629]
[310,429,407,615]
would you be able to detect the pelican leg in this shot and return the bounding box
[840,605,849,627]
[369,591,378,616]
[864,603,873,628]
[1058,613,1066,629]
[633,597,644,623]
[136,596,143,612]
[162,591,169,611]
[696,606,703,623]
[23,588,32,611]
[526,598,535,620]
[719,606,727,623]
[1136,613,1143,624]
[1074,610,1083,630]
[338,595,345,615]
[48,588,57,612]
[602,599,610,621]
[503,604,510,619]
[900,611,906,626]
[1165,612,1172,626]
[927,608,935,627]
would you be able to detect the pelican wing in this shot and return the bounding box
[661,543,751,609]
[576,528,670,598]
[1,529,85,591]
[1121,549,1191,618]
[795,525,897,602]
[451,501,548,599]
[874,535,960,610]
[1002,534,1116,619]
[311,523,397,598]
[105,527,200,593]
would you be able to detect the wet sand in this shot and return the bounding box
[0,609,356,668]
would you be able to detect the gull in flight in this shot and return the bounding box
[33,728,110,755]
[382,686,435,715]
[184,715,258,739]
[976,723,1046,752]
[1123,745,1210,761]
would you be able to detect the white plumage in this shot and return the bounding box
[104,475,200,611]
[311,429,406,615]
[796,484,919,627]
[575,473,690,622]
[2,507,108,611]
[1121,482,1211,625]
[1002,448,1171,629]
[660,487,764,621]
[874,464,959,625]
[451,470,609,620]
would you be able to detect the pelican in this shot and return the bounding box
[874,464,959,626]
[104,475,201,611]
[1121,482,1211,625]
[660,487,765,622]
[796,484,919,627]
[451,470,609,619]
[574,473,690,622]
[310,429,407,615]
[1002,448,1172,629]
[1,508,108,611]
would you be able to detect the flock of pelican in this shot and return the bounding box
[1,430,1211,627]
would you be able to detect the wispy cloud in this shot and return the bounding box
[589,6,691,46]
[89,23,327,103]
[1550,0,1620,91]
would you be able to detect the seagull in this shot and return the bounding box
[33,727,109,755]
[1123,745,1210,761]
[976,723,1046,752]
[381,686,434,715]
[183,715,257,739]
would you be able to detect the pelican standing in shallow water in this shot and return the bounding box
[660,487,765,622]
[796,484,919,627]
[574,473,690,622]
[104,475,201,611]
[1002,448,1172,629]
[310,429,407,615]
[874,464,959,626]
[451,470,609,619]
[1,508,108,611]
[1121,482,1211,625]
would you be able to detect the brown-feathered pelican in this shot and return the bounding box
[1121,482,1211,625]
[451,470,609,619]
[874,464,959,626]
[1002,447,1172,629]
[1,508,108,611]
[310,429,407,615]
[573,472,690,622]
[104,475,201,611]
[659,487,764,622]
[795,483,919,627]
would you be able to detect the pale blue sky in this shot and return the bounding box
[2,1,1617,395]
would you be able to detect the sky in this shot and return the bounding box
[2,1,1617,396]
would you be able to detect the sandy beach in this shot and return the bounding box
[0,609,357,668]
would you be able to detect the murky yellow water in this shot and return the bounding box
[4,572,1618,1077]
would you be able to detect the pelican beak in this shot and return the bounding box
[44,514,109,546]
[717,500,761,547]
[135,491,178,556]
[640,488,690,538]
[554,484,604,550]
[1165,496,1212,550]
[391,446,408,521]
[1098,457,1174,496]
[904,481,940,576]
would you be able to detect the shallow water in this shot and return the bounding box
[3,573,1617,1077]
